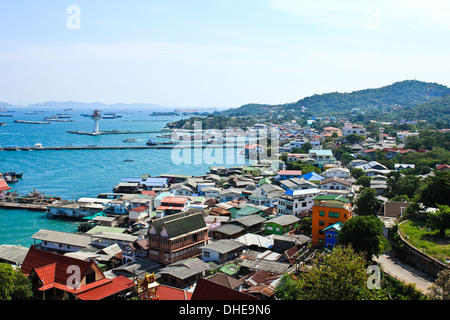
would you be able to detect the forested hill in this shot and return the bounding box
[221,80,450,117]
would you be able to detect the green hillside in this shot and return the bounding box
[221,80,450,117]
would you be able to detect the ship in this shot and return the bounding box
[14,120,51,124]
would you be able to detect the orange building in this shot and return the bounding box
[311,195,352,247]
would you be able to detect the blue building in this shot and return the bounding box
[323,222,343,250]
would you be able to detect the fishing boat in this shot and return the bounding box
[146,139,158,146]
[3,171,23,178]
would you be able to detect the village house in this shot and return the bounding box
[311,195,353,247]
[147,211,209,265]
[308,149,336,164]
[342,122,366,137]
[323,222,343,251]
[276,170,303,181]
[200,239,246,264]
[157,258,210,289]
[320,177,352,192]
[156,196,190,216]
[21,245,135,300]
[46,200,106,219]
[323,167,350,179]
[277,188,320,217]
[264,215,300,235]
[31,229,92,254]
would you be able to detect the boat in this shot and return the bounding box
[0,122,5,126]
[14,120,51,124]
[123,138,137,142]
[146,139,158,146]
[0,114,13,117]
[123,159,134,162]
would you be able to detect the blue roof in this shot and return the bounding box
[302,172,324,180]
[323,222,343,232]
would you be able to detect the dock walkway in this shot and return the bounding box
[0,201,48,211]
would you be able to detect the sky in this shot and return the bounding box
[0,0,449,109]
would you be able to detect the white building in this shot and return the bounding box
[289,138,321,151]
[324,167,350,179]
[277,188,321,216]
[342,123,366,137]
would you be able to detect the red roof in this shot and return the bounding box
[191,277,257,300]
[156,284,192,300]
[161,197,188,204]
[0,179,11,192]
[278,170,302,176]
[75,276,135,300]
[129,205,149,212]
[436,164,450,170]
[141,190,156,195]
[157,206,184,211]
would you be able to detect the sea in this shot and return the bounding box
[0,107,249,247]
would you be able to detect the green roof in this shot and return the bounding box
[236,205,263,216]
[219,263,240,275]
[314,195,349,203]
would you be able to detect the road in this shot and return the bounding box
[374,253,436,294]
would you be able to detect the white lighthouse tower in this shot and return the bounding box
[91,109,102,134]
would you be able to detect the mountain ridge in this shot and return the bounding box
[220,80,450,117]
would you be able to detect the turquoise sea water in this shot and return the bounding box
[0,108,248,246]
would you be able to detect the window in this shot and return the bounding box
[204,251,210,258]
[319,220,325,226]
[327,234,332,239]
[319,211,325,216]
[329,212,339,218]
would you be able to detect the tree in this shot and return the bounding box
[0,263,33,300]
[298,217,312,236]
[428,269,450,300]
[354,187,382,216]
[426,204,450,238]
[390,175,422,199]
[356,175,372,187]
[419,171,450,207]
[404,135,422,150]
[337,215,390,259]
[351,167,365,179]
[275,245,383,300]
[346,133,366,144]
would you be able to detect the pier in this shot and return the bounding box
[1,143,247,151]
[0,201,48,211]
[66,130,166,136]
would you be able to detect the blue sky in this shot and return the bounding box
[0,0,449,109]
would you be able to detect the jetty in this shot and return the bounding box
[1,142,248,151]
[0,201,48,211]
[66,130,165,136]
